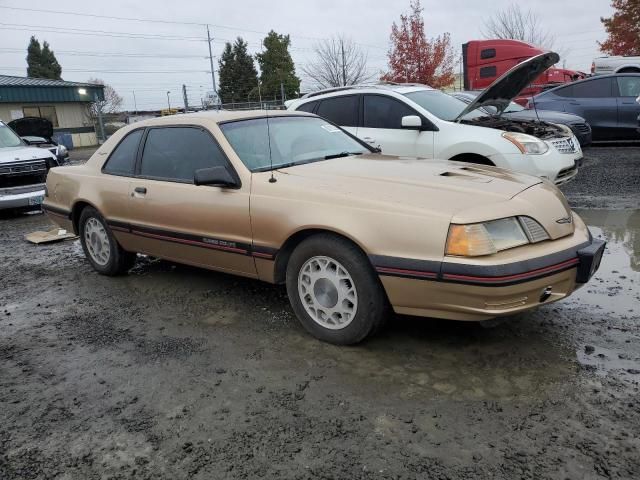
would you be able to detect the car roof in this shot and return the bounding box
[537,72,640,97]
[299,83,435,100]
[128,109,314,127]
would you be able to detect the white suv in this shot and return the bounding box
[288,53,582,185]
[0,121,58,210]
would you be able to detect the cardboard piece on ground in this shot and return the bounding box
[25,228,77,245]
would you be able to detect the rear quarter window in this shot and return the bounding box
[296,100,318,113]
[102,129,144,176]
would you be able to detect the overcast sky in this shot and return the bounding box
[0,0,614,110]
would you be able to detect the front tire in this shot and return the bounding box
[286,234,389,345]
[79,206,136,275]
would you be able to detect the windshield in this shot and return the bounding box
[404,90,486,121]
[0,123,23,148]
[220,116,370,172]
[504,102,524,113]
[457,94,524,115]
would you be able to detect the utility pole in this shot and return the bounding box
[182,84,189,112]
[280,81,285,105]
[206,25,218,108]
[166,91,171,111]
[341,41,347,86]
[132,90,137,113]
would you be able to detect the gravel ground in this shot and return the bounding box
[1,146,639,479]
[562,145,640,210]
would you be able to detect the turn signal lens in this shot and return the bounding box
[445,224,497,257]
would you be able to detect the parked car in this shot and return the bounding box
[530,74,640,141]
[43,110,604,344]
[288,53,583,185]
[452,91,592,147]
[7,117,69,164]
[0,120,59,211]
[592,56,640,75]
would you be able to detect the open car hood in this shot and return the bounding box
[454,52,560,121]
[7,117,53,140]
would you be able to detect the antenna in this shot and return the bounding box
[265,105,276,183]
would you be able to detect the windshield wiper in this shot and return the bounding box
[324,151,364,160]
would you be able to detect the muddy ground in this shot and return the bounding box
[1,146,639,479]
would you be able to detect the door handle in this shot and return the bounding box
[134,187,147,194]
[362,137,376,144]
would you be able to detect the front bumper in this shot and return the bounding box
[0,185,45,210]
[374,236,605,321]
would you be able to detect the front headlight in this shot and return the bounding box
[57,144,68,156]
[446,216,549,257]
[502,132,549,155]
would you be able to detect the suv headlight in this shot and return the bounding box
[446,216,550,257]
[57,144,68,156]
[502,132,549,155]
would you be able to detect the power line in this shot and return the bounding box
[0,5,387,49]
[0,48,208,59]
[0,22,206,41]
[0,67,210,74]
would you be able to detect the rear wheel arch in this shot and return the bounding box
[273,228,371,284]
[449,153,495,166]
[616,67,640,73]
[71,200,98,234]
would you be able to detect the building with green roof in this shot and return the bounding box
[0,75,105,147]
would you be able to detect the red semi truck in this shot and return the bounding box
[462,39,586,105]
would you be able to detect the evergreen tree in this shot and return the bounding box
[256,31,300,102]
[217,38,259,104]
[26,36,62,79]
[26,36,43,78]
[40,41,62,79]
[218,42,235,103]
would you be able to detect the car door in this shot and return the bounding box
[314,95,359,136]
[559,78,618,140]
[614,76,640,140]
[126,125,256,276]
[98,128,143,251]
[357,94,434,158]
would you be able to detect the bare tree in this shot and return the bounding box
[302,35,374,89]
[86,78,123,117]
[481,4,556,50]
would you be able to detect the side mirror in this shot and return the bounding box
[401,115,423,130]
[194,166,239,188]
[21,137,33,145]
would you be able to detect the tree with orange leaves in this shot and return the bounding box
[600,0,640,55]
[382,0,455,89]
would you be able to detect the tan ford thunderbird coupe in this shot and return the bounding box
[43,110,604,344]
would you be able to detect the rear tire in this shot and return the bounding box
[286,233,389,345]
[79,206,136,275]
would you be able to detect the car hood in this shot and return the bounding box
[0,146,55,164]
[7,117,53,140]
[454,52,560,121]
[276,154,541,216]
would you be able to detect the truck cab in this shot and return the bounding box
[463,40,585,105]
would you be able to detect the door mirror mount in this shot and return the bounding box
[194,166,239,188]
[401,115,423,130]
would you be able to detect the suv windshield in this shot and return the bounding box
[0,123,23,148]
[220,116,370,172]
[404,90,485,121]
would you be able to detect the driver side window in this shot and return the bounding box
[139,127,229,183]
